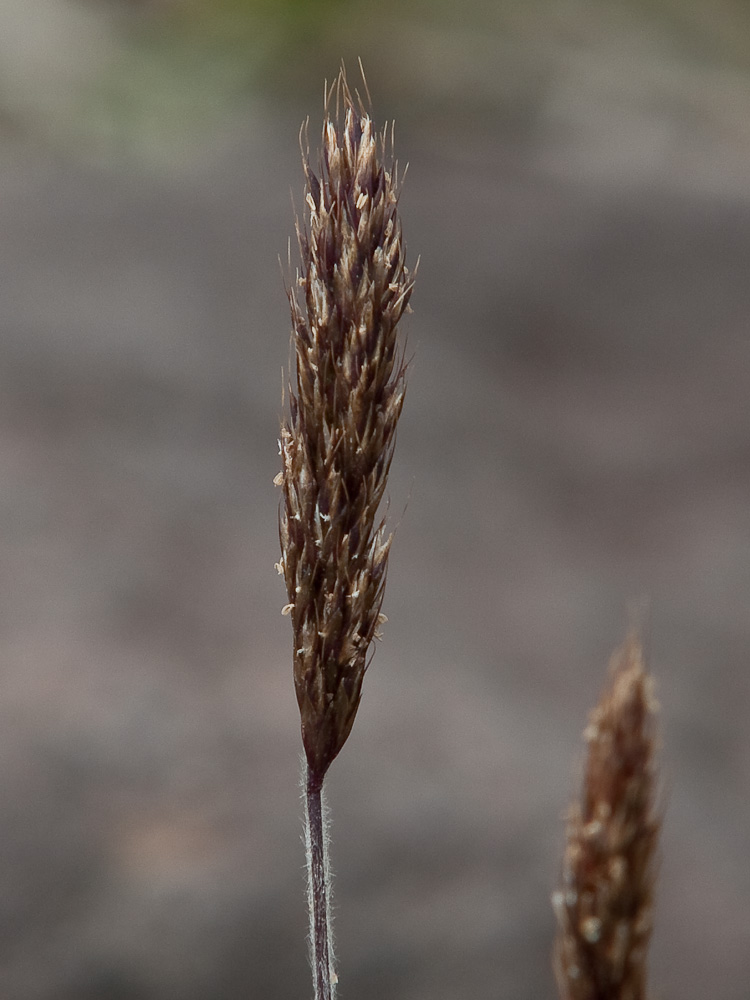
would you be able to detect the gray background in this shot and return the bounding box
[1,2,748,997]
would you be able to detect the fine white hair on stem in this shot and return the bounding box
[303,762,337,996]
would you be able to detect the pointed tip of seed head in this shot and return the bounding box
[325,60,371,122]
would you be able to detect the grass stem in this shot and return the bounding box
[305,765,334,1000]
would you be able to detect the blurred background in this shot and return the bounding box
[1,1,749,997]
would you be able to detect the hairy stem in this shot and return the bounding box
[305,766,334,1000]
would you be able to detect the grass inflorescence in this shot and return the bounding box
[277,67,414,999]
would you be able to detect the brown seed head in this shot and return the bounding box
[278,73,414,780]
[553,635,661,1000]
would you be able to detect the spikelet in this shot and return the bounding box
[278,72,414,781]
[553,635,661,1000]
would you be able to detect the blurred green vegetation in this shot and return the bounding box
[3,0,750,162]
[88,0,750,111]
[75,0,373,158]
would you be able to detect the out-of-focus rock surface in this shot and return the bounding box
[1,3,749,998]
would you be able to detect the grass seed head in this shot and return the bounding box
[278,71,413,780]
[553,635,661,1000]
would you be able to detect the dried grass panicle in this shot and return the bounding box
[278,72,414,781]
[553,636,661,1000]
